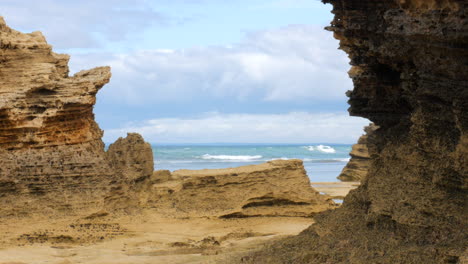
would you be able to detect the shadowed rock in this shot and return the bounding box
[240,1,468,263]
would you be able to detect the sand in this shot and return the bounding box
[0,180,358,264]
[311,181,360,199]
[0,212,314,264]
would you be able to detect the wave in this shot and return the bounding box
[200,154,263,161]
[316,145,336,153]
[271,157,291,160]
[155,160,197,164]
[303,145,336,153]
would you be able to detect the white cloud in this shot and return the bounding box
[0,0,167,49]
[70,25,351,105]
[252,0,327,9]
[104,112,369,144]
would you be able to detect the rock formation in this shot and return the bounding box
[0,17,153,217]
[241,1,468,263]
[0,17,333,225]
[0,16,113,216]
[106,133,154,182]
[138,160,335,218]
[337,124,378,182]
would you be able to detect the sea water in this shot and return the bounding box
[152,144,351,182]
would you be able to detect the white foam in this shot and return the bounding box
[201,154,263,161]
[332,199,343,204]
[303,146,315,151]
[316,145,336,153]
[156,160,196,164]
[267,157,292,161]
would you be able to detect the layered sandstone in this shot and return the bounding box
[0,18,155,217]
[241,1,468,263]
[0,17,115,216]
[337,124,378,181]
[139,160,335,218]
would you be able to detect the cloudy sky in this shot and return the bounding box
[1,0,369,143]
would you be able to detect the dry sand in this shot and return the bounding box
[0,212,314,264]
[311,181,360,199]
[0,181,357,264]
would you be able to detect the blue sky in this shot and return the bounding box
[0,0,369,143]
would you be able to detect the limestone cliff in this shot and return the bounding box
[139,160,335,218]
[242,1,468,263]
[337,124,378,182]
[0,17,115,216]
[0,18,153,217]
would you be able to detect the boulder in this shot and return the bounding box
[107,133,154,182]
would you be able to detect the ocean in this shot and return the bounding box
[152,144,352,182]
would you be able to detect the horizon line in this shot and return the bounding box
[103,142,355,145]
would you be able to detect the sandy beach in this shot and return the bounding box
[0,180,359,264]
[0,214,314,264]
[311,181,360,199]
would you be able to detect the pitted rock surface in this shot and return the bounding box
[107,133,154,182]
[142,160,335,218]
[241,1,468,263]
[0,18,153,217]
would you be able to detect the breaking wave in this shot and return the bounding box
[201,154,263,161]
[316,145,336,153]
[303,145,336,153]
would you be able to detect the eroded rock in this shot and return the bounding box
[106,133,154,182]
[337,124,378,182]
[143,160,335,218]
[242,1,468,263]
[0,18,153,217]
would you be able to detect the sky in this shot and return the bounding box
[0,0,369,143]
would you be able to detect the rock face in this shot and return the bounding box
[141,160,334,218]
[337,124,378,181]
[0,18,153,217]
[242,1,468,263]
[107,133,154,182]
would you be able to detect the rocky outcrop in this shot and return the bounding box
[337,124,378,181]
[242,1,468,263]
[0,18,333,223]
[106,133,154,182]
[139,160,335,218]
[0,17,153,217]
